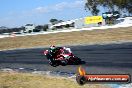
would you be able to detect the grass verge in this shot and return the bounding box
[0,27,132,50]
[0,71,110,88]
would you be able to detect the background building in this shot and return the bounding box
[49,16,105,29]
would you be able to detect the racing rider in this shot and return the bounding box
[49,45,72,60]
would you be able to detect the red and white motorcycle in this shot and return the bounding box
[44,47,82,67]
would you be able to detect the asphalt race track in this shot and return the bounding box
[0,42,132,76]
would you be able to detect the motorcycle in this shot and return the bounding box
[44,47,82,67]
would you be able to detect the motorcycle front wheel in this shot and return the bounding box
[49,60,59,67]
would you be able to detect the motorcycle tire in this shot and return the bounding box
[61,60,68,66]
[73,57,82,65]
[49,61,59,67]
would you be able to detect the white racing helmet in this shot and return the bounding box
[50,45,55,49]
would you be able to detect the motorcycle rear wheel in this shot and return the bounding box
[61,60,68,66]
[72,56,82,65]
